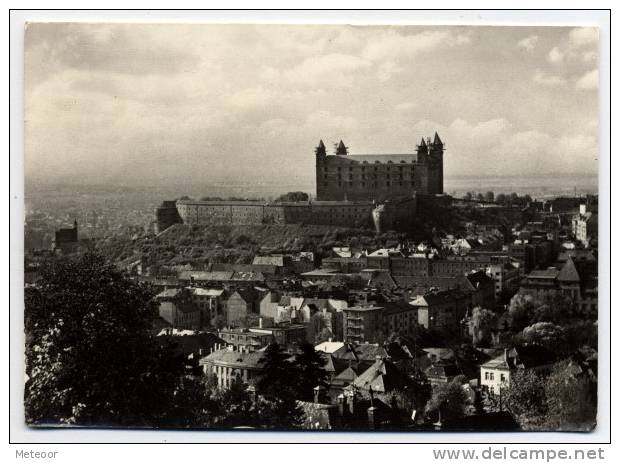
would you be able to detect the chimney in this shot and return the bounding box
[367,406,377,430]
[348,391,356,415]
[337,394,346,416]
[313,385,327,404]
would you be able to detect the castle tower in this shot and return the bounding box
[335,140,348,155]
[427,132,444,194]
[315,140,327,200]
[416,137,428,163]
[315,139,326,156]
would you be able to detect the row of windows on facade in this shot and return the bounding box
[326,181,415,188]
[324,173,415,180]
[325,165,416,172]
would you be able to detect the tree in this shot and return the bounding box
[476,193,485,202]
[544,361,597,431]
[425,376,468,422]
[292,343,329,402]
[522,322,566,352]
[507,293,539,331]
[485,191,495,203]
[211,375,258,428]
[463,192,473,201]
[471,307,498,346]
[496,193,507,204]
[255,343,303,429]
[276,191,309,202]
[503,369,547,430]
[166,375,218,428]
[24,252,184,426]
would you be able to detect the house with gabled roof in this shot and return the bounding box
[480,345,555,394]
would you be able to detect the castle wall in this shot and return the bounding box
[316,154,426,202]
[155,201,182,233]
[175,200,377,228]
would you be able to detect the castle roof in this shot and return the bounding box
[344,154,419,164]
[419,137,427,147]
[336,140,348,155]
[433,132,443,145]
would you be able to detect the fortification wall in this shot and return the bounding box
[174,201,376,228]
[157,197,417,232]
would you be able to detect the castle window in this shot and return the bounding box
[349,166,353,171]
[348,174,353,180]
[338,167,341,171]
[362,182,366,187]
[386,181,390,187]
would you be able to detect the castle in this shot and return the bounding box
[155,134,444,233]
[316,133,444,201]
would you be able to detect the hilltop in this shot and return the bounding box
[95,223,408,267]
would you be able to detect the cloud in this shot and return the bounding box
[282,53,371,87]
[533,69,566,87]
[569,28,599,47]
[24,24,599,186]
[547,47,564,63]
[394,102,416,112]
[377,61,403,82]
[576,69,599,90]
[361,29,470,61]
[517,35,539,51]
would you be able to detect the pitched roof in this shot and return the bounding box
[557,257,581,282]
[433,132,443,145]
[252,255,285,266]
[179,271,235,281]
[199,348,266,369]
[315,341,346,354]
[425,361,462,379]
[352,358,414,393]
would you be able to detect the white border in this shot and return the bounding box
[7,8,612,446]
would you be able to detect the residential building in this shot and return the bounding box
[342,306,384,344]
[480,346,555,394]
[410,288,471,334]
[200,345,266,389]
[155,288,201,330]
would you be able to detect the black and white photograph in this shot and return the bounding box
[11,10,610,446]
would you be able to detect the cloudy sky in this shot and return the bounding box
[25,24,599,187]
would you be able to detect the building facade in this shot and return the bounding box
[315,134,444,201]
